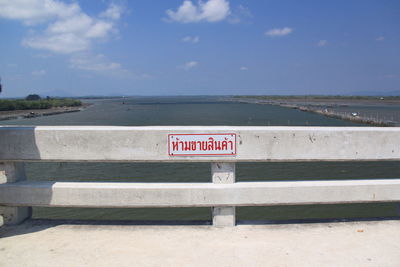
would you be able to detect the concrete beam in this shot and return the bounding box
[0,126,400,162]
[0,162,31,225]
[212,163,235,227]
[1,179,399,208]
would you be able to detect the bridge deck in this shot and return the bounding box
[1,220,399,267]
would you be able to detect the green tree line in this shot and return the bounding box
[0,96,82,111]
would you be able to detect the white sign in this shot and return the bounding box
[168,133,236,156]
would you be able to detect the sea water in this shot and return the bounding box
[1,96,399,221]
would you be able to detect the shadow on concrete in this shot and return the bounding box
[0,126,41,162]
[238,216,400,225]
[0,219,212,238]
[2,216,400,238]
[0,126,47,226]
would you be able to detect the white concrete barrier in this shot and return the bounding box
[0,126,399,162]
[0,126,399,226]
[1,180,400,208]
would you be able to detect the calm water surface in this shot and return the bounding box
[1,97,399,221]
[330,105,400,126]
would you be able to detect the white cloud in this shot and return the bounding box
[47,14,112,38]
[70,54,121,72]
[23,32,92,54]
[240,66,248,71]
[265,27,293,37]
[381,74,399,79]
[33,54,52,58]
[31,69,46,76]
[0,1,143,79]
[376,36,385,41]
[228,4,252,24]
[317,40,328,47]
[0,0,80,25]
[181,61,198,70]
[69,54,150,79]
[166,0,230,23]
[23,14,115,54]
[182,36,200,43]
[100,3,124,20]
[0,1,122,54]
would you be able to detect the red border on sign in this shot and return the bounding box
[168,133,237,156]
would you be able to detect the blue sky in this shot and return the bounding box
[0,0,399,97]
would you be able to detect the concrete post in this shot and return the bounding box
[211,162,235,227]
[0,162,31,226]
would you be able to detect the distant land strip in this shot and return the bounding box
[231,95,400,127]
[0,98,88,121]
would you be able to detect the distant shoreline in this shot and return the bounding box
[229,96,400,126]
[0,103,91,121]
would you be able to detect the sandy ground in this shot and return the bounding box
[1,219,399,267]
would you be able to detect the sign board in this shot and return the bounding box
[168,133,236,156]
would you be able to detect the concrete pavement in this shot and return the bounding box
[1,220,399,267]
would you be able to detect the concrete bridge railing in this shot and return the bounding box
[1,126,400,227]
